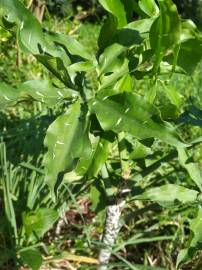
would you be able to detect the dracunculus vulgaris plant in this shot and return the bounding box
[0,0,202,269]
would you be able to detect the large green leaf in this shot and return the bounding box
[0,0,92,84]
[20,248,42,270]
[0,0,76,89]
[43,101,90,192]
[149,0,180,73]
[0,80,77,108]
[136,184,199,207]
[178,147,202,191]
[46,32,93,61]
[20,80,78,106]
[90,93,185,147]
[35,55,72,87]
[0,0,55,55]
[177,208,202,269]
[150,0,180,50]
[23,208,58,240]
[126,17,155,34]
[114,17,155,45]
[98,0,127,28]
[98,17,154,50]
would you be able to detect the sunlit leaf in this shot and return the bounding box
[90,93,186,147]
[98,0,127,28]
[0,80,77,108]
[139,0,159,17]
[98,17,154,50]
[0,0,55,55]
[46,32,93,61]
[150,0,180,73]
[43,101,90,193]
[136,184,199,207]
[124,18,155,39]
[0,0,93,84]
[20,80,78,106]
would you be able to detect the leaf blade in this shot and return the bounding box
[20,248,42,270]
[43,101,90,192]
[136,184,199,207]
[90,93,186,147]
[98,0,127,28]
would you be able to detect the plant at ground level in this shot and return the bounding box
[0,0,202,269]
[0,141,58,269]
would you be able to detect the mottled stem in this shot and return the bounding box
[55,217,66,236]
[97,200,125,270]
[98,133,130,269]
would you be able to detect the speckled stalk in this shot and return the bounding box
[97,200,125,270]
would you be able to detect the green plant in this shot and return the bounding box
[0,0,202,269]
[0,141,58,269]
